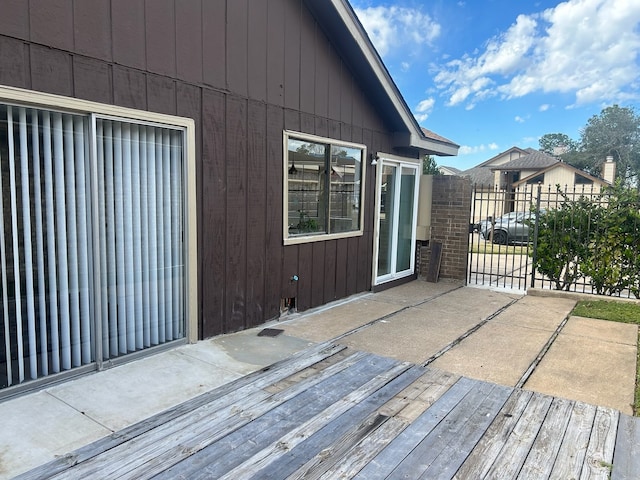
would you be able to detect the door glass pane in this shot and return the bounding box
[96,120,185,360]
[377,164,396,276]
[0,105,93,388]
[396,167,416,272]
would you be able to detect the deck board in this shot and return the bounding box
[612,414,640,480]
[16,344,640,480]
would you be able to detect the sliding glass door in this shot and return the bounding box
[374,158,419,284]
[0,104,186,391]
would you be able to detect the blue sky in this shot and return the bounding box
[351,0,640,170]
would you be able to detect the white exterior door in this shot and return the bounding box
[373,155,420,285]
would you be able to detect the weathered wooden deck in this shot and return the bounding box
[18,343,640,479]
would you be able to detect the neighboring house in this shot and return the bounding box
[438,166,463,176]
[464,146,614,222]
[0,0,458,394]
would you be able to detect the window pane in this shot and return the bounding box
[330,146,362,233]
[285,133,365,241]
[287,139,326,236]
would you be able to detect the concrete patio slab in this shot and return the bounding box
[0,392,110,478]
[48,348,243,432]
[207,331,315,368]
[281,297,401,342]
[492,295,576,331]
[430,320,560,386]
[2,281,638,479]
[370,279,461,305]
[336,310,477,364]
[410,286,520,322]
[524,317,638,415]
[335,291,516,365]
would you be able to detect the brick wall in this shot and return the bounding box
[418,175,471,282]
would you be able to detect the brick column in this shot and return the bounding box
[418,176,471,282]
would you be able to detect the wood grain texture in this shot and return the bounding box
[612,414,640,480]
[201,89,227,336]
[225,95,248,332]
[246,100,267,327]
[17,347,638,480]
[111,0,146,69]
[176,0,204,84]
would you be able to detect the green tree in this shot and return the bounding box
[575,105,640,187]
[538,133,578,156]
[422,155,442,175]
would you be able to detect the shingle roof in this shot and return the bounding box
[491,151,559,170]
[461,149,558,186]
[439,165,462,174]
[460,165,495,185]
[420,128,459,149]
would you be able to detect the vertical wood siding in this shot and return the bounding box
[0,0,402,337]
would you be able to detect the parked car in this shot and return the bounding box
[479,211,539,245]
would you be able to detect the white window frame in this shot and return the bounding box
[283,130,366,245]
[0,86,198,364]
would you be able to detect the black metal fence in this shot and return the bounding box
[468,183,639,299]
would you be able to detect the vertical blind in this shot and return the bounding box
[0,104,185,390]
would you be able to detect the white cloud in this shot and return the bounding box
[414,97,435,123]
[354,6,441,57]
[401,61,411,72]
[539,104,550,111]
[459,143,500,155]
[515,115,525,123]
[435,0,640,107]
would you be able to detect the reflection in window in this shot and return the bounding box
[285,132,364,241]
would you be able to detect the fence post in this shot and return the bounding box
[530,184,542,288]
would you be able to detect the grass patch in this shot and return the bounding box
[469,243,529,255]
[572,300,640,324]
[571,300,640,416]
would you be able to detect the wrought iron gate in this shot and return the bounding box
[468,184,537,291]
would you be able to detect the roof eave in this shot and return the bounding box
[410,134,460,156]
[313,0,458,157]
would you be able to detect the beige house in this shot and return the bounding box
[461,147,615,223]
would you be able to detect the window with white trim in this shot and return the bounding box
[0,97,193,391]
[284,131,365,244]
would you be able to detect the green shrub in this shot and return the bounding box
[531,193,595,290]
[532,183,640,297]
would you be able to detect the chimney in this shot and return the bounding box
[601,155,616,184]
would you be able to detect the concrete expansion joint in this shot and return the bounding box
[515,314,571,390]
[420,296,523,368]
[45,391,115,433]
[327,285,467,344]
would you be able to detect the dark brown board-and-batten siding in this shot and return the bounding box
[0,0,400,338]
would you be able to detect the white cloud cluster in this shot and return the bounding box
[435,0,640,108]
[354,5,441,58]
[459,143,499,156]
